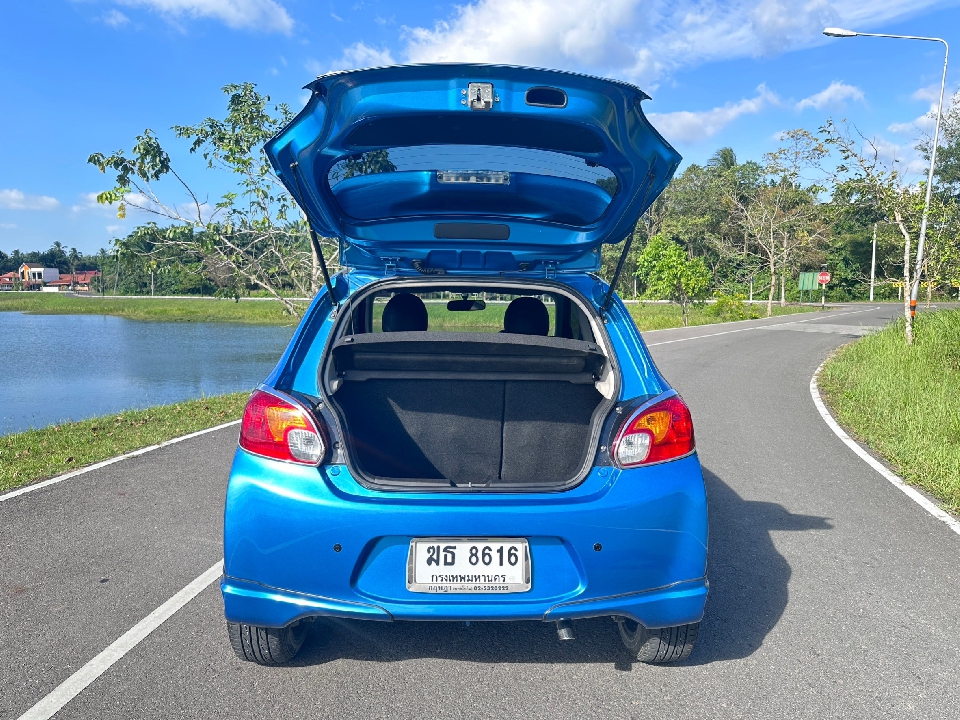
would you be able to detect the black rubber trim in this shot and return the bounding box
[434,222,510,240]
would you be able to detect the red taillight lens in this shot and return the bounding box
[612,396,695,468]
[239,389,325,465]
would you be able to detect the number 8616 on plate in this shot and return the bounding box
[407,538,531,593]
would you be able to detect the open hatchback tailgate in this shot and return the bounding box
[266,64,680,274]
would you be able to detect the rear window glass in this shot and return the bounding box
[327,146,618,226]
[371,291,557,334]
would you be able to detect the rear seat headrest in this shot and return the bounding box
[382,293,428,332]
[504,297,549,336]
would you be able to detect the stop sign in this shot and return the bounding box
[818,271,831,285]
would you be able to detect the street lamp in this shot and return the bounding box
[823,27,949,318]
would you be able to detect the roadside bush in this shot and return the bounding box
[705,292,760,320]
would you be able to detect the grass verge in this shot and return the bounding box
[2,292,820,331]
[625,302,820,331]
[819,310,960,515]
[372,300,819,333]
[0,293,298,325]
[0,393,249,493]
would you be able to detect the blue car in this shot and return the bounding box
[222,64,708,666]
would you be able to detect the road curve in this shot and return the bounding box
[2,303,958,720]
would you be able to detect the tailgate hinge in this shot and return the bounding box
[383,258,399,276]
[544,260,558,279]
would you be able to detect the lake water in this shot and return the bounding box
[0,312,296,434]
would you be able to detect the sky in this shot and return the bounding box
[1,0,960,255]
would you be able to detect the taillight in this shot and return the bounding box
[612,396,695,468]
[239,389,325,465]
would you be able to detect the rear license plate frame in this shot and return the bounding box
[406,538,532,593]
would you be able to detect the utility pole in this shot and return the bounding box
[870,223,877,302]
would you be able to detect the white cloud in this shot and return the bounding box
[72,192,101,211]
[106,224,125,235]
[796,80,864,111]
[868,135,927,175]
[103,9,130,26]
[648,85,779,144]
[308,41,395,75]
[0,223,16,230]
[116,0,294,34]
[403,0,642,75]
[888,113,936,135]
[0,189,59,211]
[749,0,837,55]
[912,84,941,103]
[397,0,943,85]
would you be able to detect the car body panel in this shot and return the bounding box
[222,450,707,627]
[225,64,706,635]
[264,64,680,273]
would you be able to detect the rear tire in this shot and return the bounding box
[227,620,307,665]
[617,618,699,663]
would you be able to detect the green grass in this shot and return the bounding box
[0,393,249,493]
[2,292,820,331]
[0,292,298,325]
[625,302,819,331]
[371,299,818,333]
[819,310,960,515]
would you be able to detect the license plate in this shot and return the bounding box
[407,538,531,593]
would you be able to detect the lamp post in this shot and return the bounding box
[870,222,877,302]
[823,27,949,320]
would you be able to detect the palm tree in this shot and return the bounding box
[68,247,80,290]
[706,147,738,171]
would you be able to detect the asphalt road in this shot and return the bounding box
[3,303,958,719]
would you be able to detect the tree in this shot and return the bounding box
[918,200,960,307]
[660,156,766,294]
[636,235,711,326]
[88,83,324,315]
[919,88,960,200]
[721,130,829,316]
[706,147,737,171]
[821,118,929,344]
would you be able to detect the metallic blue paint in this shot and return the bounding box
[224,64,706,635]
[223,451,707,628]
[225,277,707,629]
[265,64,681,273]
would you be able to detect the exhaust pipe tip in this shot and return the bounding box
[556,619,576,641]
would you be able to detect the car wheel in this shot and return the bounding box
[617,618,699,663]
[227,620,308,665]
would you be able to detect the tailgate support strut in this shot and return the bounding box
[600,231,634,319]
[289,161,338,305]
[600,169,657,318]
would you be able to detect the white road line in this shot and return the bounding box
[17,561,224,720]
[0,420,240,503]
[810,361,960,537]
[645,307,882,347]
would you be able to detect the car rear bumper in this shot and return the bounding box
[222,450,708,629]
[221,575,708,628]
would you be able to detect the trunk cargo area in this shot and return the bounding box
[328,332,610,488]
